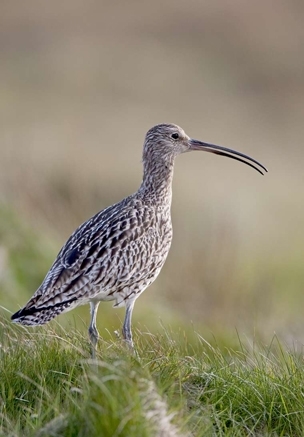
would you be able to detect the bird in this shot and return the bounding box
[11,124,267,356]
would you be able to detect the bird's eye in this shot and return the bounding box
[171,133,179,140]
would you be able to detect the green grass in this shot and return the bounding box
[1,317,304,436]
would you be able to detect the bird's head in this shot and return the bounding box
[144,124,190,163]
[143,123,267,175]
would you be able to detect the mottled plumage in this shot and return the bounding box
[11,123,267,355]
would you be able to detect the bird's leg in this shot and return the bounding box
[122,300,135,350]
[88,301,100,358]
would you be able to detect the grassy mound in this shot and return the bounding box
[1,317,304,436]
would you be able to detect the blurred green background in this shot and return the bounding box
[1,0,304,345]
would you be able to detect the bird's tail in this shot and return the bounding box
[11,297,77,326]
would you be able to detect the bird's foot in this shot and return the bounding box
[122,333,139,358]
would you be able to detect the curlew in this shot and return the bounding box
[11,124,267,355]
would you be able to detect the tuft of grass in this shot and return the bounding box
[183,336,304,436]
[1,316,304,436]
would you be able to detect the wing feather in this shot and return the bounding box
[26,196,171,310]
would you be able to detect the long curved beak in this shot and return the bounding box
[189,139,268,175]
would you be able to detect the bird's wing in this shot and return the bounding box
[23,198,169,310]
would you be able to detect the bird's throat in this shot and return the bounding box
[139,159,174,205]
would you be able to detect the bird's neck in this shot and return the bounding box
[138,158,174,206]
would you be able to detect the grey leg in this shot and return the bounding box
[88,301,100,358]
[122,299,135,349]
